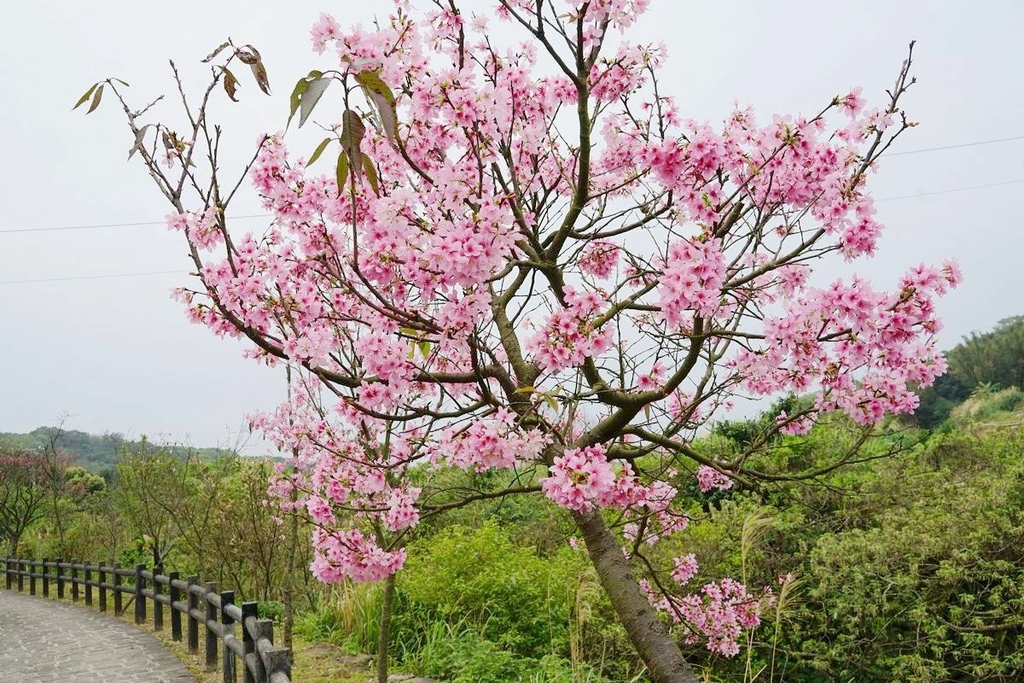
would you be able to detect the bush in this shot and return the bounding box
[784,430,1024,681]
[395,522,583,658]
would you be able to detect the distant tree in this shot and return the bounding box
[64,466,107,500]
[112,439,195,567]
[35,424,75,556]
[197,458,293,601]
[0,448,48,555]
[914,316,1024,428]
[947,316,1024,390]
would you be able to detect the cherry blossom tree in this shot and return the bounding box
[82,2,958,680]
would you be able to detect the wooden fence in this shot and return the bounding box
[1,556,291,683]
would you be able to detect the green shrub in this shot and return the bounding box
[258,600,285,623]
[395,522,584,658]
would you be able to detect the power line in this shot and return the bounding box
[0,270,183,286]
[887,135,1024,157]
[4,174,1021,236]
[877,178,1024,202]
[0,213,271,234]
[0,136,1020,235]
[1,175,1019,285]
[0,133,1020,236]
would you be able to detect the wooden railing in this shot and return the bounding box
[1,556,291,683]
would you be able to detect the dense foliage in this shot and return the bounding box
[916,316,1024,427]
[4,370,1024,680]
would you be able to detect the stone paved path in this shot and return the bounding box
[0,589,195,682]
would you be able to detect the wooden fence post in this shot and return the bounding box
[70,560,80,602]
[169,571,182,642]
[134,564,146,625]
[17,558,24,592]
[221,590,236,683]
[266,647,291,683]
[153,564,164,632]
[253,619,272,683]
[187,576,199,654]
[241,602,258,683]
[205,581,218,672]
[255,617,291,683]
[29,558,36,595]
[42,557,50,598]
[56,558,65,599]
[4,557,12,590]
[113,562,123,614]
[98,562,107,612]
[84,564,93,606]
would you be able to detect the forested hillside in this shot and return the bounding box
[0,427,236,477]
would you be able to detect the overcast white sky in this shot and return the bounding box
[1,1,1021,451]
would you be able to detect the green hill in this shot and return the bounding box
[0,427,234,476]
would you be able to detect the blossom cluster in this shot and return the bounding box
[677,579,763,657]
[696,465,733,493]
[429,408,550,472]
[541,445,650,512]
[658,237,727,326]
[734,264,959,427]
[528,287,614,372]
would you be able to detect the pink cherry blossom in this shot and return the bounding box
[696,465,733,493]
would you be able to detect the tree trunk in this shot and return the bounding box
[573,509,699,683]
[376,572,396,683]
[283,461,300,651]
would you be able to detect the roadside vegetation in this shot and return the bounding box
[4,318,1023,681]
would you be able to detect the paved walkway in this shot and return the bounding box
[0,589,195,682]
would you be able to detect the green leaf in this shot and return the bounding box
[544,394,559,412]
[368,90,399,144]
[354,70,395,106]
[340,109,366,162]
[284,71,323,129]
[287,78,310,128]
[335,152,349,196]
[513,386,536,394]
[417,340,431,357]
[362,155,380,196]
[355,70,398,144]
[307,137,332,167]
[86,84,105,114]
[298,77,331,128]
[73,83,99,110]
